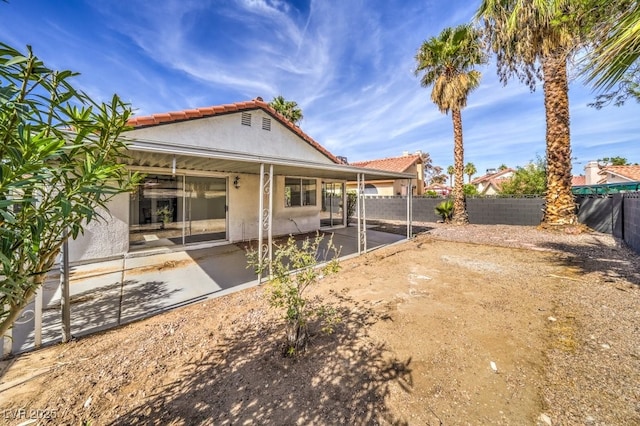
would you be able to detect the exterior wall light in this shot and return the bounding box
[233,176,240,189]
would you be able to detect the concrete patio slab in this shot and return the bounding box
[5,227,406,354]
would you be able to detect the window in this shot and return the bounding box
[285,177,316,207]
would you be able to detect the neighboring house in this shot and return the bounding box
[470,168,515,195]
[68,98,412,263]
[571,175,586,186]
[583,161,640,185]
[424,183,451,196]
[346,152,426,196]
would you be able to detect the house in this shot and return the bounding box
[424,183,451,197]
[571,175,586,186]
[346,152,426,196]
[584,160,640,185]
[470,168,516,195]
[68,98,413,263]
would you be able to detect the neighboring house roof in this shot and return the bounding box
[571,175,586,186]
[470,168,515,195]
[470,168,515,185]
[350,154,423,173]
[126,97,342,164]
[598,165,640,183]
[425,183,451,194]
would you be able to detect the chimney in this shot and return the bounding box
[336,156,348,164]
[584,160,600,185]
[402,151,409,156]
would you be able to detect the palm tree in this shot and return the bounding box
[447,165,455,186]
[269,95,303,125]
[476,0,586,226]
[464,162,477,184]
[415,24,487,225]
[583,2,640,97]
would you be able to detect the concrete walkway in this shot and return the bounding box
[6,227,406,354]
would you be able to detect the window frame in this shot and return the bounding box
[284,177,317,208]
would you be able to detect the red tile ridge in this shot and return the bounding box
[126,98,342,164]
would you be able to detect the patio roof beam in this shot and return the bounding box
[126,140,413,181]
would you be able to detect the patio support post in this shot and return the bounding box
[267,164,273,275]
[342,182,348,228]
[258,164,265,282]
[2,308,10,357]
[61,236,71,343]
[362,174,367,253]
[356,174,361,254]
[34,286,43,347]
[258,163,273,281]
[407,178,413,239]
[357,173,367,254]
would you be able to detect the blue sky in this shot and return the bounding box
[1,0,638,177]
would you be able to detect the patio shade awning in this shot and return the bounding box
[125,138,414,181]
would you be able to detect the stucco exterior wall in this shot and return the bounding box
[228,174,322,242]
[66,107,341,262]
[128,110,333,165]
[68,170,323,262]
[68,192,129,263]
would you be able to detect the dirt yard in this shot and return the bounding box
[1,223,639,425]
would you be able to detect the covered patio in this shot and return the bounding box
[2,99,417,357]
[6,226,406,354]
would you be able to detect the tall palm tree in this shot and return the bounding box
[464,162,477,184]
[415,24,487,225]
[447,165,455,186]
[269,95,303,125]
[476,0,588,226]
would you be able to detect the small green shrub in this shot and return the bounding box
[247,233,341,356]
[463,184,478,195]
[434,199,454,223]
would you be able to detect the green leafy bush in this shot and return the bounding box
[247,233,341,356]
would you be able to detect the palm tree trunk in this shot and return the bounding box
[541,51,577,225]
[452,108,468,224]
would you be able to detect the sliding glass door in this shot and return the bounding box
[129,174,227,250]
[184,176,227,244]
[321,182,344,228]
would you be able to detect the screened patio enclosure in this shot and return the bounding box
[124,139,415,258]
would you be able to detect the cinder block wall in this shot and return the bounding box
[576,196,614,233]
[623,193,640,254]
[364,196,544,226]
[466,197,544,225]
[364,194,640,256]
[363,197,442,222]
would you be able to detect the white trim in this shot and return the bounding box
[129,165,229,179]
[126,139,413,180]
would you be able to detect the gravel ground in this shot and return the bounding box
[2,221,638,425]
[411,221,640,424]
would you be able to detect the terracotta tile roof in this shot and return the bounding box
[350,154,422,173]
[599,165,640,182]
[126,98,342,164]
[571,175,586,186]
